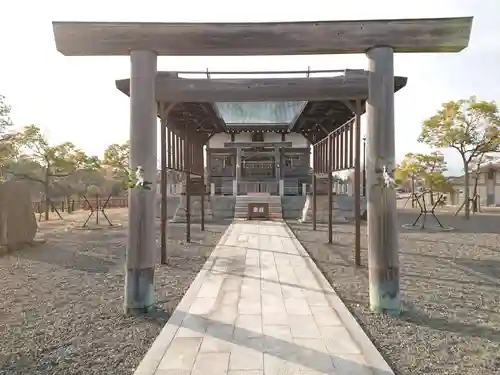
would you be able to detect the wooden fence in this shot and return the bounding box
[31,197,129,213]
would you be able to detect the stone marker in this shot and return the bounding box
[0,180,38,251]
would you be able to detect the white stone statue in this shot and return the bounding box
[382,165,396,189]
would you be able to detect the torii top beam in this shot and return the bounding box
[52,17,473,56]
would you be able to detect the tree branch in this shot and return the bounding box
[5,170,44,185]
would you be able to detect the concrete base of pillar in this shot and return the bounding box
[124,267,155,314]
[171,196,213,223]
[369,277,401,315]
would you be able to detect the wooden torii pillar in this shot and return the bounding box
[366,47,399,315]
[125,50,157,314]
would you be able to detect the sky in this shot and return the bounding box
[1,0,499,176]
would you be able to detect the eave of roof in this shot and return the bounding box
[115,70,408,102]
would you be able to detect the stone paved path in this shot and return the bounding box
[135,221,393,375]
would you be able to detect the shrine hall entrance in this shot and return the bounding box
[240,152,279,195]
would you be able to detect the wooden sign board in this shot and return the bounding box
[188,178,206,195]
[248,203,269,220]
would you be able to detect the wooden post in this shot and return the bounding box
[366,46,400,315]
[312,174,317,231]
[171,131,176,172]
[340,128,345,169]
[186,174,191,243]
[206,148,212,186]
[349,121,354,167]
[201,182,205,231]
[236,147,241,195]
[328,134,333,244]
[201,142,205,232]
[335,132,340,171]
[160,117,168,265]
[167,127,172,170]
[354,100,362,267]
[178,132,182,172]
[184,127,191,243]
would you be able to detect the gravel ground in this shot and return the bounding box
[0,208,230,375]
[288,208,500,375]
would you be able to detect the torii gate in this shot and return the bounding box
[52,17,473,315]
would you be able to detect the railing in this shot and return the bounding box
[243,170,276,178]
[81,197,128,210]
[215,184,234,196]
[31,197,129,213]
[239,181,279,195]
[243,162,274,169]
[175,68,348,78]
[168,183,184,195]
[313,117,356,174]
[284,186,301,196]
[282,167,309,178]
[211,167,234,177]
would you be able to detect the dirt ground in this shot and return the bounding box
[0,208,230,375]
[288,208,500,375]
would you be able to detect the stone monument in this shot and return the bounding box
[0,180,38,253]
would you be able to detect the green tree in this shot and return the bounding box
[103,141,131,189]
[395,153,421,206]
[0,94,13,132]
[396,152,450,204]
[416,152,448,204]
[431,174,455,194]
[418,97,500,219]
[0,95,18,179]
[7,125,100,220]
[103,141,129,170]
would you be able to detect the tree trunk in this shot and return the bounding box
[463,161,470,220]
[411,176,415,208]
[44,171,50,221]
[44,196,50,221]
[472,175,479,213]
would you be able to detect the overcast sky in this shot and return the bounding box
[1,0,499,175]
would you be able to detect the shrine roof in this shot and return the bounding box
[115,69,407,142]
[215,102,306,127]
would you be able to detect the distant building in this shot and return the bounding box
[448,157,500,206]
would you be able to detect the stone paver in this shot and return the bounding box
[135,221,394,375]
